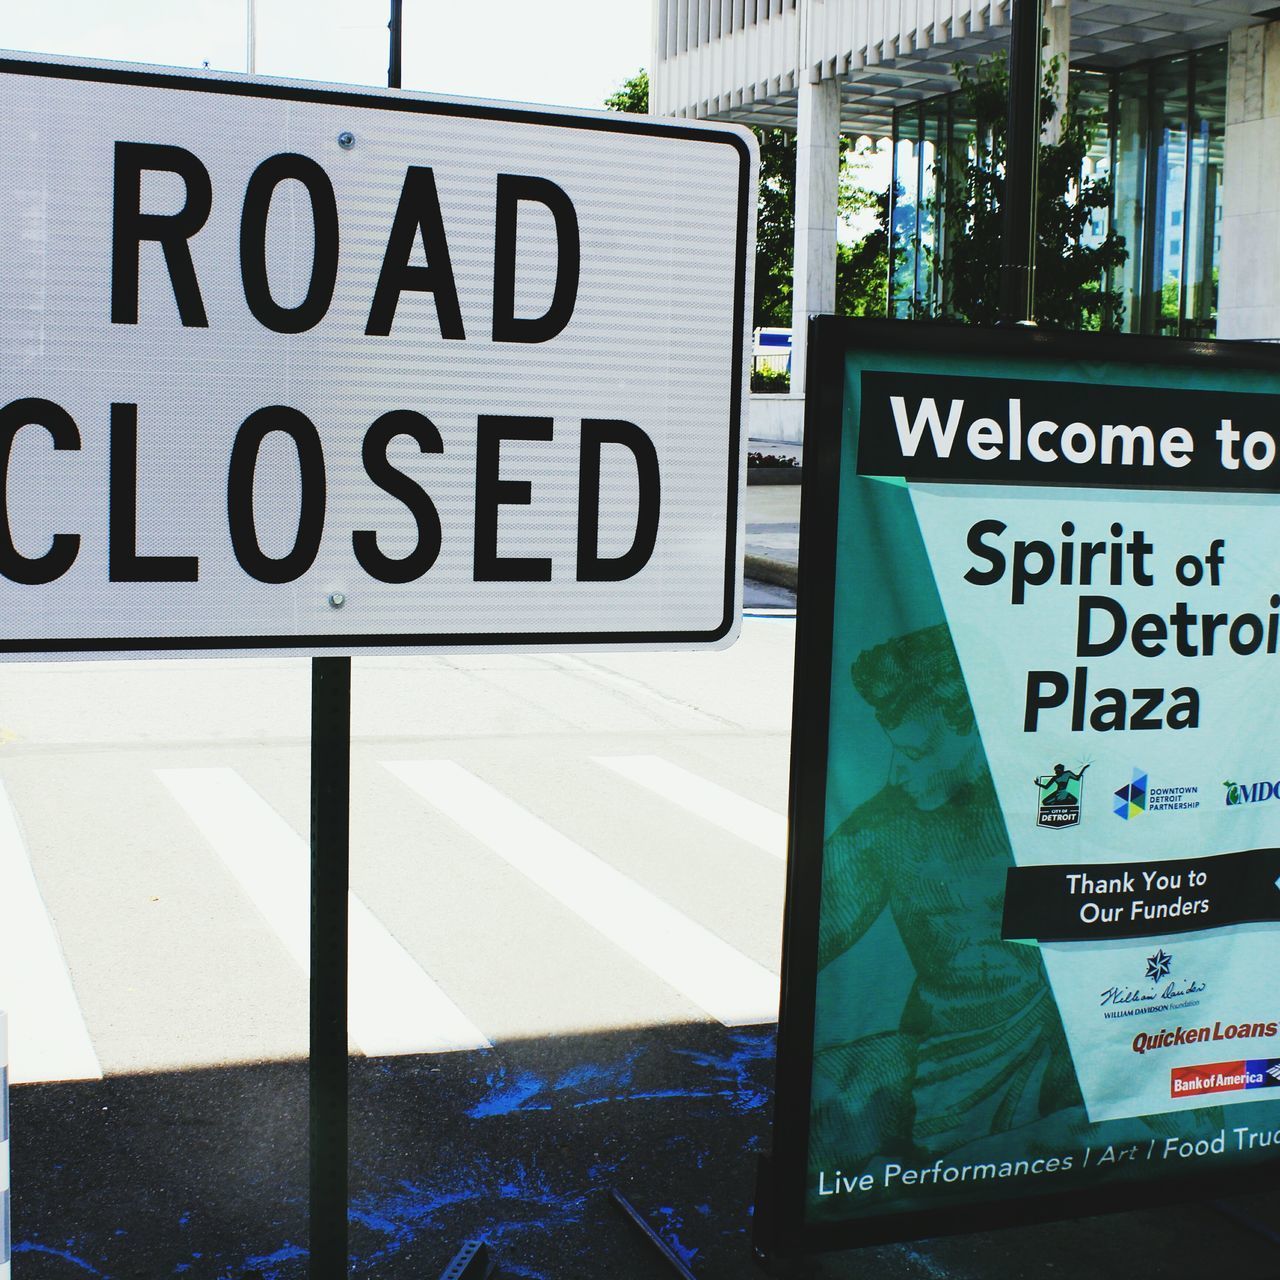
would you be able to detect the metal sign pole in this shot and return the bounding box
[310,656,351,1278]
[388,0,403,90]
[310,12,401,1272]
[1,1010,9,1280]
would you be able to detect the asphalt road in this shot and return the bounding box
[1,621,795,1279]
[5,618,1280,1279]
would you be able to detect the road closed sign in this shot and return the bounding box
[0,55,753,657]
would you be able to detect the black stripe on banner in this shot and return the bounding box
[1002,846,1280,942]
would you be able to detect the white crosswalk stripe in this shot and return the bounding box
[593,754,787,859]
[384,760,780,1027]
[2,748,785,1081]
[0,780,101,1085]
[156,767,490,1057]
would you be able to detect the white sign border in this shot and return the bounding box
[0,53,752,658]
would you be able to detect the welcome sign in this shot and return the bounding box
[757,319,1280,1255]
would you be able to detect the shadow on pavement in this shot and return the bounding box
[10,1021,1280,1279]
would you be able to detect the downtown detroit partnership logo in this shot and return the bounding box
[1113,769,1200,819]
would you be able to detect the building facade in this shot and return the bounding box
[652,0,1280,403]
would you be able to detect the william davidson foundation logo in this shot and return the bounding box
[1034,761,1090,829]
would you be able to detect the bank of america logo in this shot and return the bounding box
[1115,770,1148,820]
[1268,1064,1280,1083]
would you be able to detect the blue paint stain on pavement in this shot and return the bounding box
[653,1205,700,1270]
[672,1030,775,1113]
[243,1241,308,1274]
[11,1027,777,1279]
[349,1157,590,1273]
[463,1034,774,1121]
[12,1241,106,1275]
[466,1070,550,1118]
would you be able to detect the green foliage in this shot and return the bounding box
[602,70,890,327]
[838,171,890,317]
[754,129,797,327]
[604,69,649,114]
[755,132,891,325]
[750,364,791,393]
[932,52,1126,329]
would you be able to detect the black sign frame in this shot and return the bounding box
[754,315,1280,1260]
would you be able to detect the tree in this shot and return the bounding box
[604,69,798,328]
[837,150,890,318]
[754,132,893,327]
[754,130,797,327]
[604,69,649,115]
[930,53,1126,328]
[603,71,890,328]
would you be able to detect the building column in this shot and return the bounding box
[1219,21,1280,339]
[1042,0,1070,145]
[789,73,841,395]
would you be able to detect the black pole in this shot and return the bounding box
[388,0,403,90]
[1000,0,1043,323]
[310,655,351,1279]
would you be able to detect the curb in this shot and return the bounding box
[746,468,802,486]
[744,554,798,591]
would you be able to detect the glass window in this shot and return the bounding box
[889,118,921,319]
[1183,44,1226,338]
[1113,64,1151,334]
[888,43,1225,336]
[1149,56,1190,334]
[918,97,947,313]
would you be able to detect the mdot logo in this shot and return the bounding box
[1114,769,1200,819]
[1223,778,1280,807]
[1034,761,1090,829]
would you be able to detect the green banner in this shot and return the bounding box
[759,319,1280,1256]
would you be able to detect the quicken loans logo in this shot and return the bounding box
[1223,778,1280,807]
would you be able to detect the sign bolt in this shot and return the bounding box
[328,592,346,609]
[337,131,356,150]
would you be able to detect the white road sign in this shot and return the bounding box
[0,55,753,658]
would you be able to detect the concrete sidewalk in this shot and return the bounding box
[744,437,802,605]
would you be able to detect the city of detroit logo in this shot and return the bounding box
[1034,760,1090,828]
